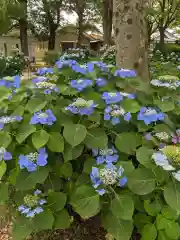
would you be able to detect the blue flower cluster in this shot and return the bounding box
[0,75,20,89]
[104,105,131,125]
[138,107,165,125]
[0,147,12,161]
[92,147,119,165]
[37,67,53,75]
[66,98,96,116]
[0,115,22,129]
[102,92,123,104]
[18,148,48,172]
[90,146,127,195]
[18,190,47,218]
[90,163,127,196]
[96,78,107,87]
[30,109,56,125]
[70,79,92,92]
[114,69,136,78]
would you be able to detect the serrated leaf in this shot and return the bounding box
[141,223,157,240]
[47,132,64,152]
[16,124,36,144]
[122,99,140,113]
[128,168,156,195]
[136,146,155,168]
[111,193,134,220]
[48,192,67,212]
[33,210,54,231]
[115,132,141,154]
[144,199,162,216]
[102,211,133,240]
[83,157,96,174]
[0,161,7,179]
[63,124,87,147]
[0,131,11,148]
[63,144,84,162]
[54,209,71,229]
[165,221,180,239]
[32,129,49,149]
[161,206,179,220]
[164,181,180,211]
[70,185,100,219]
[25,99,47,113]
[84,128,108,149]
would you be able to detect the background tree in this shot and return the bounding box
[113,0,149,81]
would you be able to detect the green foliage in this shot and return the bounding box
[0,55,179,240]
[43,51,60,65]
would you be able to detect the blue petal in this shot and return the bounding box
[119,177,128,187]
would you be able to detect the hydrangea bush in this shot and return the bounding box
[0,59,180,240]
[60,48,90,63]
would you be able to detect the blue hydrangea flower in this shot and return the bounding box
[96,78,107,87]
[37,67,53,75]
[34,189,42,195]
[120,92,136,99]
[66,98,96,116]
[71,64,86,74]
[90,163,127,194]
[137,107,165,125]
[0,75,20,89]
[18,148,48,172]
[102,92,123,104]
[18,191,46,218]
[56,59,77,69]
[152,152,175,171]
[114,69,136,78]
[104,105,131,125]
[0,115,22,129]
[0,147,12,161]
[32,76,48,84]
[70,79,93,91]
[30,109,56,125]
[92,146,119,165]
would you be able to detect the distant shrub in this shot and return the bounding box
[43,51,60,65]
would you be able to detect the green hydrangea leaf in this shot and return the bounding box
[32,129,49,149]
[54,209,71,229]
[141,223,157,240]
[48,192,67,212]
[47,132,64,152]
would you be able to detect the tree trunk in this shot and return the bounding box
[113,0,149,82]
[103,0,113,46]
[159,26,165,51]
[77,10,84,47]
[19,0,29,56]
[76,0,86,47]
[48,25,56,50]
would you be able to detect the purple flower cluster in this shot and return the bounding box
[18,148,48,172]
[104,105,131,125]
[0,76,20,89]
[70,79,92,92]
[18,190,47,218]
[0,115,22,129]
[30,109,56,125]
[96,78,107,87]
[137,107,165,125]
[172,129,180,144]
[37,67,53,75]
[66,98,96,116]
[0,147,12,161]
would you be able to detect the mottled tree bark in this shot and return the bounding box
[113,0,149,82]
[19,0,29,56]
[76,0,86,47]
[102,0,113,46]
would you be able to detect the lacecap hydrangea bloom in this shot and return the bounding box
[35,81,59,94]
[0,75,20,89]
[152,145,180,181]
[0,115,22,129]
[30,109,56,125]
[114,69,136,78]
[37,67,53,75]
[65,98,96,116]
[0,147,12,161]
[92,146,119,165]
[18,148,48,172]
[18,190,47,218]
[104,105,131,125]
[70,79,93,92]
[90,163,127,195]
[137,107,165,125]
[102,92,123,104]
